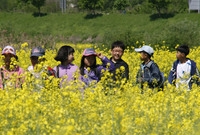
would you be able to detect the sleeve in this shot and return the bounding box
[191,60,197,76]
[96,56,115,74]
[190,60,200,86]
[168,62,176,84]
[124,63,129,80]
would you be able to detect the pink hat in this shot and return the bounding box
[83,48,97,56]
[2,45,17,56]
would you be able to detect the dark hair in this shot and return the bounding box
[111,41,125,51]
[142,51,152,59]
[54,45,75,63]
[80,56,97,75]
[176,45,190,56]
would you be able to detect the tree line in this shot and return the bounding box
[0,0,189,15]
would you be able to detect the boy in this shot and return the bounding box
[28,46,55,76]
[27,46,56,91]
[28,46,45,71]
[168,45,199,89]
[110,41,129,80]
[135,45,163,89]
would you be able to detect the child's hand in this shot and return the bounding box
[137,77,143,83]
[96,53,104,59]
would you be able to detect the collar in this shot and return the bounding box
[59,63,73,69]
[110,57,122,63]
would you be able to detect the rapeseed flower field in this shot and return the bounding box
[0,42,200,134]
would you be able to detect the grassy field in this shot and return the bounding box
[0,12,200,48]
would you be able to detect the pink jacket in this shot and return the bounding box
[0,66,24,89]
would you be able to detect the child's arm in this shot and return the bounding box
[96,53,114,71]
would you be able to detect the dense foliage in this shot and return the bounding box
[0,0,188,14]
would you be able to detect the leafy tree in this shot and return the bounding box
[103,0,115,12]
[148,0,172,16]
[31,0,46,15]
[78,0,104,14]
[168,0,187,13]
[0,0,18,11]
[129,0,146,7]
[114,0,130,12]
[17,0,46,15]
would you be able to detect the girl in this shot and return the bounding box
[0,45,24,89]
[53,45,79,86]
[80,48,114,86]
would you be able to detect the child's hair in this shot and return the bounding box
[111,41,125,51]
[80,56,97,76]
[54,45,75,63]
[176,45,190,56]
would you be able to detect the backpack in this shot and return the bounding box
[47,66,56,77]
[145,61,165,89]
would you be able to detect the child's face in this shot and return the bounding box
[68,53,74,63]
[30,56,39,67]
[84,55,96,67]
[3,53,15,66]
[140,52,149,61]
[111,47,124,61]
[31,56,46,67]
[176,51,185,59]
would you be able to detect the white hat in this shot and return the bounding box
[135,45,154,56]
[2,45,17,56]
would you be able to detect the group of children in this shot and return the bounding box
[0,41,199,91]
[0,41,129,90]
[135,44,200,90]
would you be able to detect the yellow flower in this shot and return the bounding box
[21,42,28,48]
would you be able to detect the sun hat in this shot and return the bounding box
[83,48,97,56]
[30,46,45,57]
[135,45,154,56]
[176,45,189,56]
[2,45,17,56]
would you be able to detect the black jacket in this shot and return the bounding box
[110,58,129,80]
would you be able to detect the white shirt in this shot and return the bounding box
[176,60,191,89]
[28,65,34,71]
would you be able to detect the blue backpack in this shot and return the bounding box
[146,61,165,89]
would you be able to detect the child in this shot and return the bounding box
[28,46,45,71]
[53,45,79,86]
[168,45,200,89]
[80,48,114,86]
[110,41,129,80]
[27,46,56,91]
[28,46,55,76]
[0,45,24,89]
[135,45,163,89]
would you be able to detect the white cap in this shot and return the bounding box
[2,45,16,56]
[135,45,154,56]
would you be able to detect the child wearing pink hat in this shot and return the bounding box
[0,45,24,89]
[80,48,114,86]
